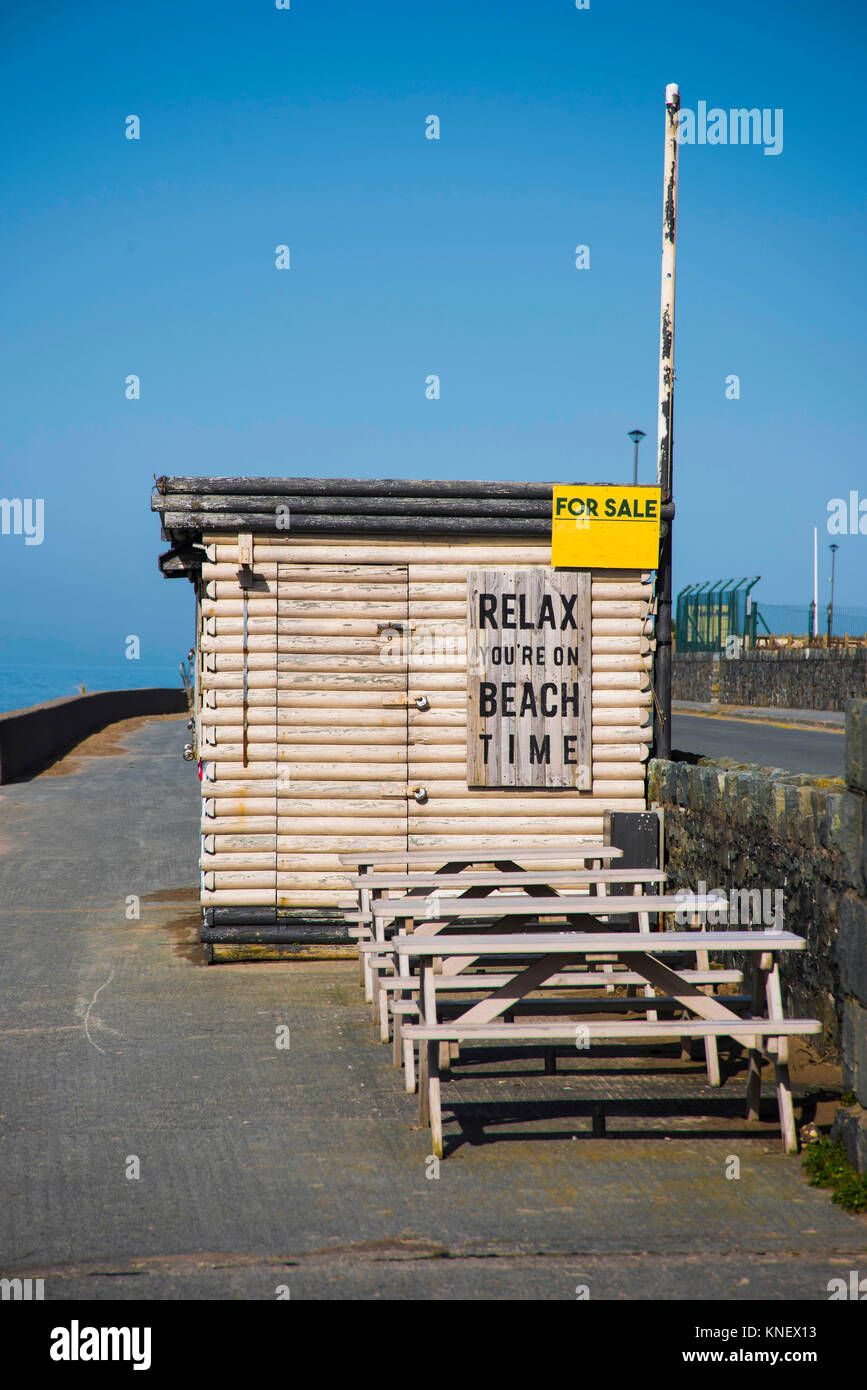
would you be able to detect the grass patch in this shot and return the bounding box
[804,1138,867,1214]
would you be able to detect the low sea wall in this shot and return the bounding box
[673,649,867,710]
[0,688,189,783]
[671,653,715,702]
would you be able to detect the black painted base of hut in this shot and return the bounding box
[200,908,353,962]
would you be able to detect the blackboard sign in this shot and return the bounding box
[466,568,591,788]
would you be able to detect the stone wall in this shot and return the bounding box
[720,649,867,710]
[836,702,867,1170]
[671,652,716,702]
[672,649,867,710]
[648,698,867,1171]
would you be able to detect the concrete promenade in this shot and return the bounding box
[1,716,865,1300]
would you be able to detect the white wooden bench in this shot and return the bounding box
[358,869,666,1007]
[361,886,729,1084]
[363,889,719,1062]
[340,845,624,992]
[394,930,820,1158]
[361,879,678,1018]
[382,965,747,1075]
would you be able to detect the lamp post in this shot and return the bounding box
[628,428,646,486]
[827,543,839,641]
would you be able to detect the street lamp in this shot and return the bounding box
[628,429,646,486]
[827,543,839,641]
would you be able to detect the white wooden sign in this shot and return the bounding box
[466,567,591,789]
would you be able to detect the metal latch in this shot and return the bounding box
[382,785,429,803]
[382,694,430,710]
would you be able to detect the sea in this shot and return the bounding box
[0,664,185,716]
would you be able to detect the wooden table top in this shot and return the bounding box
[370,891,726,918]
[351,867,666,890]
[338,845,624,867]
[392,930,806,956]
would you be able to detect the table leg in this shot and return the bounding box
[404,1033,417,1093]
[745,956,765,1122]
[696,944,721,1086]
[379,978,392,1043]
[428,1041,444,1159]
[434,956,451,1074]
[644,983,658,1024]
[418,1028,430,1125]
[766,961,798,1153]
[358,864,370,988]
[369,888,386,1015]
[392,997,403,1066]
[417,960,436,1126]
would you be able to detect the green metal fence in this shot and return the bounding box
[675,578,760,652]
[755,603,867,638]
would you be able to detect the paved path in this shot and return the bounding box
[1,718,864,1300]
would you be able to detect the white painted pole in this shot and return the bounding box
[813,526,818,636]
[653,83,680,761]
[657,83,680,496]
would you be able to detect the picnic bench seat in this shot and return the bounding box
[393,930,820,1158]
[380,963,746,1056]
[390,989,755,1087]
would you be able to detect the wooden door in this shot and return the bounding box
[274,563,410,913]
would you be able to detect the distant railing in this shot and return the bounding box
[755,603,867,643]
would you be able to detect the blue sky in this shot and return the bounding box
[1,0,865,668]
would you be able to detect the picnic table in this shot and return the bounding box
[394,929,821,1158]
[339,843,627,999]
[360,887,719,1063]
[341,849,820,1161]
[359,870,669,1036]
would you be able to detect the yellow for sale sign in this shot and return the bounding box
[551,485,662,569]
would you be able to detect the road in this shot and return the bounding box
[671,713,845,778]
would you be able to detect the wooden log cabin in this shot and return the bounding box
[152,476,657,957]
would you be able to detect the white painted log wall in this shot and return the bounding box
[198,535,652,909]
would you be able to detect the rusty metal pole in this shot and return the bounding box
[653,83,680,760]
